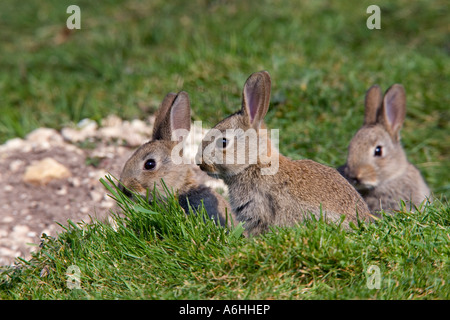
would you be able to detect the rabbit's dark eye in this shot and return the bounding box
[144,159,156,170]
[374,146,382,157]
[217,137,228,149]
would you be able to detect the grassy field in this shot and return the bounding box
[0,0,449,299]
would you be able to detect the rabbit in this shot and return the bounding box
[119,91,234,227]
[196,71,373,235]
[338,84,431,216]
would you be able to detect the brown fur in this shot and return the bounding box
[119,92,234,227]
[339,84,431,215]
[197,71,373,235]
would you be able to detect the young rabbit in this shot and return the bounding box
[339,84,431,215]
[196,71,373,235]
[119,91,233,227]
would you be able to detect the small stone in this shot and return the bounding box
[101,115,122,127]
[2,216,14,223]
[100,200,115,209]
[0,138,31,153]
[90,191,103,202]
[12,225,30,236]
[61,128,84,143]
[88,169,108,181]
[26,128,63,150]
[56,186,68,196]
[98,117,150,147]
[80,207,90,214]
[27,231,37,238]
[97,126,122,141]
[61,119,98,143]
[0,247,17,258]
[77,118,98,130]
[9,159,25,172]
[23,157,72,185]
[69,177,81,188]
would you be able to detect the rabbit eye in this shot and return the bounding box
[217,137,228,149]
[144,159,156,170]
[374,146,382,157]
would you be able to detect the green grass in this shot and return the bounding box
[0,0,449,299]
[1,176,449,299]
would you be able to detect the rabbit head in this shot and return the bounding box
[119,91,193,200]
[197,71,278,179]
[343,84,410,191]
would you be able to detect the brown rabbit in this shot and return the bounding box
[339,84,431,215]
[196,71,373,235]
[119,91,234,227]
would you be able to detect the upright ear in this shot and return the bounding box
[169,91,191,142]
[363,85,383,125]
[380,84,406,141]
[242,71,271,129]
[152,92,177,140]
[152,91,191,141]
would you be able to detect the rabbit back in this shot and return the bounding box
[224,155,372,234]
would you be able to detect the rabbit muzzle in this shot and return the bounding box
[197,162,221,178]
[344,165,378,191]
[119,183,134,198]
[196,153,218,175]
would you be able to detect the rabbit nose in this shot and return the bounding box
[342,167,359,184]
[344,170,360,185]
[346,173,361,185]
[197,161,209,172]
[119,183,133,198]
[349,176,360,185]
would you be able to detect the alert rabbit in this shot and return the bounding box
[119,91,233,226]
[196,71,372,235]
[339,84,431,215]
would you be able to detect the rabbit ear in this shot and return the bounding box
[170,91,191,142]
[380,84,406,141]
[152,92,178,140]
[363,85,383,125]
[152,92,191,141]
[242,71,271,128]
